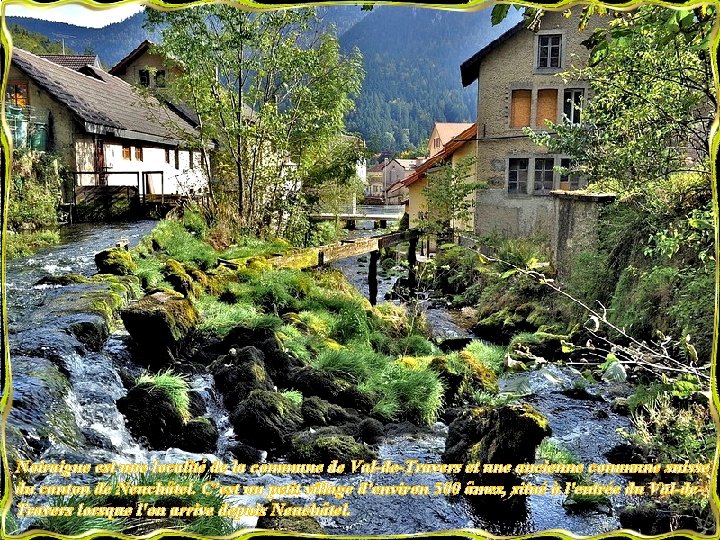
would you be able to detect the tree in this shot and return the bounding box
[494,6,716,194]
[145,8,363,236]
[420,157,483,240]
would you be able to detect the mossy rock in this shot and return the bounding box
[95,247,137,276]
[508,331,569,362]
[428,356,466,405]
[229,441,264,463]
[301,396,357,427]
[459,351,499,393]
[289,432,376,464]
[230,390,303,452]
[211,346,275,409]
[117,382,185,450]
[288,367,375,414]
[444,403,550,466]
[619,503,671,535]
[35,274,90,286]
[356,418,384,445]
[120,291,199,366]
[163,258,195,297]
[180,417,218,453]
[256,514,324,534]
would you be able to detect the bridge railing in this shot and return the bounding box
[312,205,406,218]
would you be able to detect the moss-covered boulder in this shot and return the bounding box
[619,503,671,535]
[444,403,550,465]
[289,432,376,464]
[211,346,275,409]
[95,247,137,276]
[301,396,358,427]
[356,418,384,445]
[163,259,196,297]
[428,356,466,405]
[508,331,569,362]
[120,290,199,366]
[288,366,375,414]
[229,442,264,463]
[117,382,185,450]
[180,418,218,453]
[230,390,303,452]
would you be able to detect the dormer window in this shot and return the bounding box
[537,34,562,69]
[139,69,150,87]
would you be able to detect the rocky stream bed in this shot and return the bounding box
[5,221,643,536]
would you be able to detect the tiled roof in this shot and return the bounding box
[12,48,198,145]
[433,123,474,146]
[403,123,477,188]
[39,54,100,71]
[109,40,153,76]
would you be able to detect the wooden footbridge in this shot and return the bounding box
[308,205,406,228]
[269,229,420,305]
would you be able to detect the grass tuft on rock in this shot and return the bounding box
[136,370,192,422]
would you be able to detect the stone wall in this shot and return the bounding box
[551,191,616,277]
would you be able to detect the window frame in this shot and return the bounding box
[534,31,565,72]
[155,70,167,88]
[509,88,533,129]
[533,157,555,195]
[6,81,29,107]
[507,157,530,195]
[138,69,150,87]
[134,147,144,161]
[563,88,584,125]
[122,145,131,160]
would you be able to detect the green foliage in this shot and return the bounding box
[529,7,714,192]
[181,208,209,239]
[136,370,191,422]
[281,390,304,406]
[146,7,363,235]
[145,220,219,270]
[9,24,77,54]
[5,230,60,259]
[462,340,506,375]
[420,157,484,237]
[221,237,291,259]
[196,295,281,337]
[8,150,63,232]
[29,494,126,535]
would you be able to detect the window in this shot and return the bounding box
[165,148,171,164]
[122,145,131,160]
[139,69,150,87]
[155,70,166,88]
[508,158,528,194]
[135,147,143,161]
[6,82,28,107]
[534,158,555,194]
[563,89,584,125]
[537,35,562,69]
[510,89,531,128]
[560,158,580,190]
[433,137,441,149]
[536,89,558,128]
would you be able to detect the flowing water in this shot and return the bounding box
[6,221,634,536]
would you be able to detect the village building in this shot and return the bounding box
[109,40,179,91]
[427,122,474,158]
[7,47,206,197]
[365,161,386,203]
[401,123,478,230]
[460,10,596,237]
[384,157,426,205]
[38,54,102,71]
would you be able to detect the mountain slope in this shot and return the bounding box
[340,6,518,152]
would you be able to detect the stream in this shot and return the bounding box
[6,221,635,536]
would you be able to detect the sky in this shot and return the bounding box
[4,2,144,28]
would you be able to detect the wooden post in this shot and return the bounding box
[408,234,418,292]
[369,250,379,306]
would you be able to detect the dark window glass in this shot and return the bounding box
[508,158,529,194]
[534,158,555,194]
[563,89,584,124]
[155,70,166,88]
[139,70,150,87]
[538,35,562,68]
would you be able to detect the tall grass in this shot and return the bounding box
[136,370,191,421]
[196,294,282,337]
[462,340,506,375]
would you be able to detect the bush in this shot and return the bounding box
[181,208,209,238]
[5,229,60,259]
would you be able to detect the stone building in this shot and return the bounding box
[460,10,600,237]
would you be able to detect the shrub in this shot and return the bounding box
[181,209,209,238]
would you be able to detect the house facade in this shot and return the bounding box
[384,157,426,204]
[365,162,386,203]
[461,10,598,237]
[7,48,206,196]
[402,123,477,230]
[427,122,473,158]
[109,40,180,91]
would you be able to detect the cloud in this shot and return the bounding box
[4,2,144,28]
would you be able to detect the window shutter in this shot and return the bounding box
[536,89,558,127]
[510,90,531,128]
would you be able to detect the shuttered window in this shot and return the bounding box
[536,89,558,128]
[510,89,531,128]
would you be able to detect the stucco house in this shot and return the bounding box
[427,122,474,158]
[365,162,386,203]
[384,157,426,204]
[460,10,596,237]
[109,40,179,91]
[402,123,478,230]
[7,48,206,196]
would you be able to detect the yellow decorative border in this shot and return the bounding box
[0,0,717,539]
